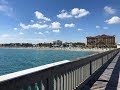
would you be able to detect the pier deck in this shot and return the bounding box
[83,52,120,90]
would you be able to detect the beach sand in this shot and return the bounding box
[0,47,114,53]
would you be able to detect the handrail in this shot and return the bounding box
[0,48,120,90]
[0,60,70,82]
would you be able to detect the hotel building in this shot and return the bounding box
[86,34,117,48]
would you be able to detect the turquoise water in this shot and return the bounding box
[0,48,94,75]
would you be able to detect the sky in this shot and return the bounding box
[0,0,120,44]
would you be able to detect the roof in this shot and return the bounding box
[86,34,115,38]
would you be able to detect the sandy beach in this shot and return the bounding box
[35,47,113,53]
[0,47,114,53]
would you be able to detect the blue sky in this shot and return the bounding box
[0,0,120,44]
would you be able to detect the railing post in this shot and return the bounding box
[42,79,48,90]
[60,75,63,90]
[63,74,66,90]
[66,73,69,90]
[102,57,103,65]
[54,76,57,90]
[37,81,42,90]
[90,60,92,75]
[48,77,54,90]
[30,83,36,90]
[57,76,60,90]
[71,70,73,90]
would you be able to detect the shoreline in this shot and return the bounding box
[0,47,114,53]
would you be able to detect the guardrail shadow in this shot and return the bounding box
[105,56,120,90]
[76,53,117,90]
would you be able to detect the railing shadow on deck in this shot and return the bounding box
[105,56,120,90]
[76,52,116,90]
[0,48,120,90]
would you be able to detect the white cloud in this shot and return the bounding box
[57,8,90,19]
[39,22,42,24]
[34,11,51,21]
[103,27,109,29]
[61,9,66,13]
[43,21,46,23]
[45,31,49,33]
[105,16,120,24]
[71,8,80,15]
[34,32,37,34]
[65,23,75,28]
[0,0,8,4]
[34,32,44,35]
[1,34,9,38]
[0,0,13,16]
[52,29,60,33]
[30,20,34,23]
[38,32,43,35]
[50,22,61,29]
[96,26,108,30]
[20,23,48,29]
[14,28,18,30]
[31,23,48,29]
[78,28,83,31]
[19,32,24,35]
[57,10,72,19]
[71,8,90,18]
[104,6,116,14]
[20,23,30,29]
[96,25,100,29]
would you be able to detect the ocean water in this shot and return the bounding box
[0,48,95,75]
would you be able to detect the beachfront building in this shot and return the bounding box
[72,42,85,47]
[86,34,117,48]
[53,40,62,47]
[117,43,120,48]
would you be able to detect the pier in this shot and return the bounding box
[0,48,120,90]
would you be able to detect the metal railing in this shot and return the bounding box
[0,49,120,90]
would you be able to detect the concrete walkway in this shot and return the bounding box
[90,52,120,90]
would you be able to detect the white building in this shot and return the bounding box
[117,43,120,48]
[53,40,62,47]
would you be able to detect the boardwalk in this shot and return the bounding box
[83,52,120,90]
